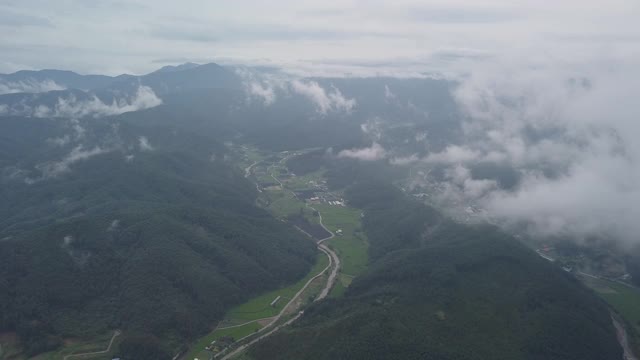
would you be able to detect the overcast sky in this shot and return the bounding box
[1,0,639,75]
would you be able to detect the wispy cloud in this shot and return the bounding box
[247,82,276,105]
[0,86,162,118]
[290,80,356,114]
[138,136,154,152]
[237,69,357,113]
[414,56,640,243]
[424,145,481,164]
[338,142,386,161]
[32,145,110,181]
[0,79,65,94]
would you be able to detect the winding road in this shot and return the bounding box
[244,161,258,178]
[221,234,339,360]
[218,154,341,360]
[63,330,121,360]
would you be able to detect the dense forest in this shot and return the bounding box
[248,182,622,360]
[0,116,317,357]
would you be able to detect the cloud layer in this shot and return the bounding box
[32,145,110,181]
[0,86,162,118]
[4,0,637,77]
[418,57,640,243]
[0,79,65,94]
[338,142,386,161]
[290,80,356,114]
[238,70,357,114]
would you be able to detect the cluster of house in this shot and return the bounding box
[327,200,345,206]
[307,196,345,207]
[202,336,235,357]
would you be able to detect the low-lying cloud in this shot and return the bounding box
[338,142,386,161]
[247,82,276,106]
[0,79,65,95]
[32,145,110,181]
[50,86,162,118]
[0,86,162,118]
[138,136,154,152]
[291,80,356,114]
[239,70,356,115]
[416,57,640,244]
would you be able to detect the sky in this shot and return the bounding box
[1,0,639,75]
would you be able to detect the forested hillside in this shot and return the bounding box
[249,182,622,360]
[0,115,317,357]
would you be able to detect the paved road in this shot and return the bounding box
[312,208,340,300]
[219,156,341,360]
[220,241,337,360]
[63,330,121,360]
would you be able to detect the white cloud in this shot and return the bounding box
[0,79,65,95]
[424,145,481,164]
[390,154,420,165]
[138,136,154,151]
[338,142,386,161]
[47,134,71,147]
[51,86,162,118]
[0,86,162,118]
[34,145,110,179]
[290,80,356,114]
[236,67,285,106]
[384,84,397,101]
[248,82,276,105]
[360,119,383,140]
[434,57,640,243]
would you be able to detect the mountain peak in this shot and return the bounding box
[152,62,201,74]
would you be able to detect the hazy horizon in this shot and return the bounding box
[1,0,639,77]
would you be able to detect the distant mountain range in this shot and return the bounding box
[0,62,242,97]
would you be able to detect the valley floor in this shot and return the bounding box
[180,147,368,360]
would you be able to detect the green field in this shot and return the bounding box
[328,274,354,298]
[262,190,304,219]
[189,322,263,360]
[315,204,368,276]
[25,331,121,360]
[185,252,329,360]
[591,279,640,329]
[228,253,329,321]
[284,169,327,191]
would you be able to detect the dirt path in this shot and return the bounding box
[244,161,258,178]
[216,317,276,331]
[63,330,121,360]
